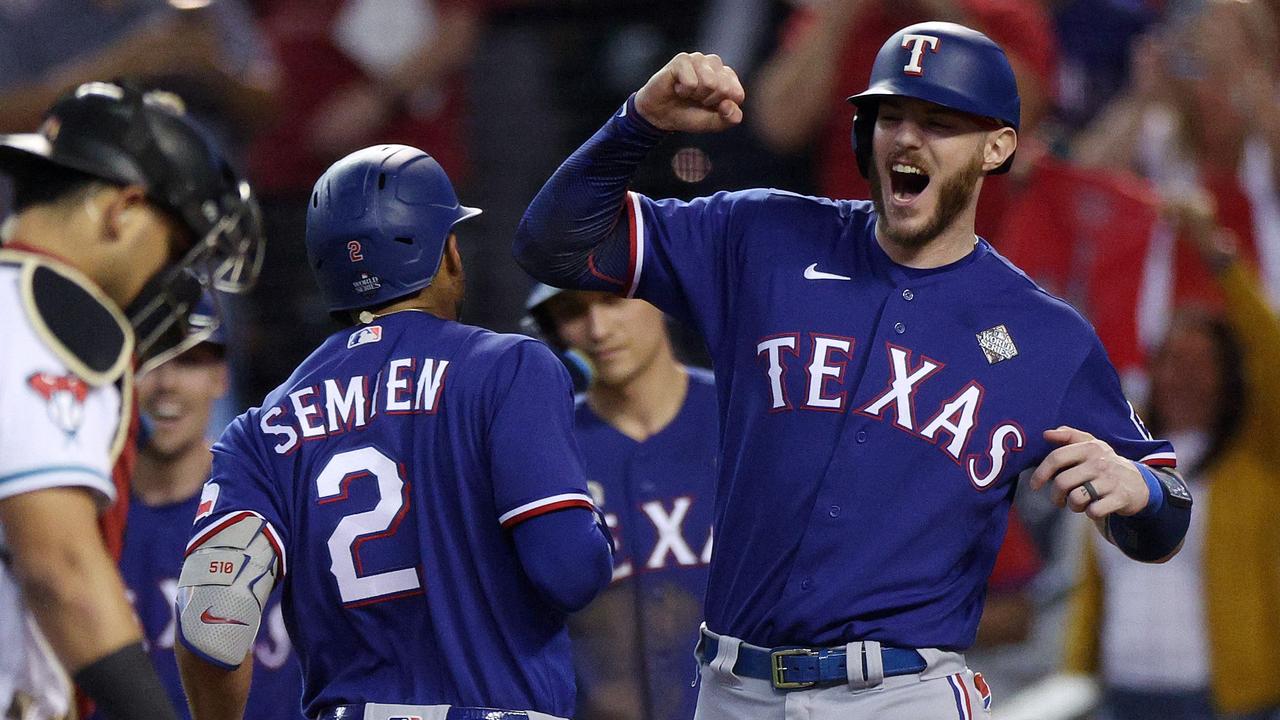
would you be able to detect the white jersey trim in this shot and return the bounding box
[1139,451,1177,467]
[0,465,114,504]
[499,492,595,529]
[626,191,645,299]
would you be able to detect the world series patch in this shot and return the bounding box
[976,324,1017,365]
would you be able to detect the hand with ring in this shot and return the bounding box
[1028,426,1152,519]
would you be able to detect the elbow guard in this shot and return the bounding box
[176,513,280,669]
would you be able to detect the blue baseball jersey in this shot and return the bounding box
[615,189,1175,651]
[185,311,594,718]
[569,367,717,720]
[108,492,302,720]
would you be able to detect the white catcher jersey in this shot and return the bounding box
[0,251,132,719]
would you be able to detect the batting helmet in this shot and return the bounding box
[306,145,481,313]
[846,22,1020,178]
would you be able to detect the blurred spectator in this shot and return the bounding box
[1050,0,1159,132]
[1073,0,1280,310]
[0,0,278,148]
[752,0,1058,205]
[103,305,303,720]
[240,0,483,405]
[1063,195,1280,720]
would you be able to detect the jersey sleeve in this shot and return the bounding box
[486,340,595,529]
[1054,337,1176,468]
[0,337,119,505]
[627,189,761,348]
[186,416,289,576]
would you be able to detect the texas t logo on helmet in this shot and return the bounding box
[900,34,940,76]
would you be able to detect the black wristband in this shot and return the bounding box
[74,642,179,720]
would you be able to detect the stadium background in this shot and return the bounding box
[2,1,1277,718]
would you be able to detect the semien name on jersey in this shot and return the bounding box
[259,355,449,454]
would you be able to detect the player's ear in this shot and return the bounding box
[100,185,148,242]
[442,233,463,277]
[982,127,1016,173]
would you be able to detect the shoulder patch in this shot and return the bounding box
[13,252,132,386]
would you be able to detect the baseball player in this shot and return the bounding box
[526,285,718,720]
[174,145,614,720]
[0,82,263,720]
[105,297,303,720]
[514,22,1192,719]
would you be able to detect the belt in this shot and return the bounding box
[698,629,927,690]
[318,705,533,720]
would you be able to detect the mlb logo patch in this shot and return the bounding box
[348,325,383,349]
[388,717,422,720]
[195,482,220,523]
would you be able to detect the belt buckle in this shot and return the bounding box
[770,648,818,689]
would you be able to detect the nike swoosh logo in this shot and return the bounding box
[200,607,248,626]
[617,102,628,118]
[803,263,851,281]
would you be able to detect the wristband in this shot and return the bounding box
[74,642,179,720]
[1106,471,1192,563]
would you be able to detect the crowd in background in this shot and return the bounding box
[2,1,1278,718]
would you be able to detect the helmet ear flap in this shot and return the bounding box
[851,104,877,179]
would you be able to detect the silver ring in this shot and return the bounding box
[1081,481,1101,503]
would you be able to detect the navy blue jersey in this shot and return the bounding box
[185,311,594,718]
[614,189,1174,650]
[569,367,718,720]
[110,493,302,720]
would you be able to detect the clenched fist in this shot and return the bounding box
[634,52,745,133]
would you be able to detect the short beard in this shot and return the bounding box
[869,151,985,249]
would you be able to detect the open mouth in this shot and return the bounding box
[889,162,930,204]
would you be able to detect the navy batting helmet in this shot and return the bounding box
[306,145,481,313]
[846,22,1020,178]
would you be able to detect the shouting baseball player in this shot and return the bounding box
[527,285,718,720]
[514,22,1192,719]
[174,145,614,720]
[0,82,262,720]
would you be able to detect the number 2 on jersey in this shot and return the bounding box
[316,447,422,606]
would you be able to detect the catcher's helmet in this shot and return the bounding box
[0,81,264,371]
[306,145,481,313]
[846,22,1020,178]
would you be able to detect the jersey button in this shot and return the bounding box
[801,578,813,590]
[894,322,906,334]
[902,288,914,301]
[855,431,867,443]
[828,505,840,518]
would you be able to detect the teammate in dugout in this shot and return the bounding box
[103,297,303,720]
[526,284,718,720]
[0,82,262,720]
[514,21,1193,719]
[174,144,614,720]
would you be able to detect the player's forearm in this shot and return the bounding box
[176,643,253,720]
[512,93,666,288]
[0,489,143,670]
[513,508,613,613]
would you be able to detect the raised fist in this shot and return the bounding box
[634,52,745,134]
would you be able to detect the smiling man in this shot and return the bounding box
[514,21,1193,720]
